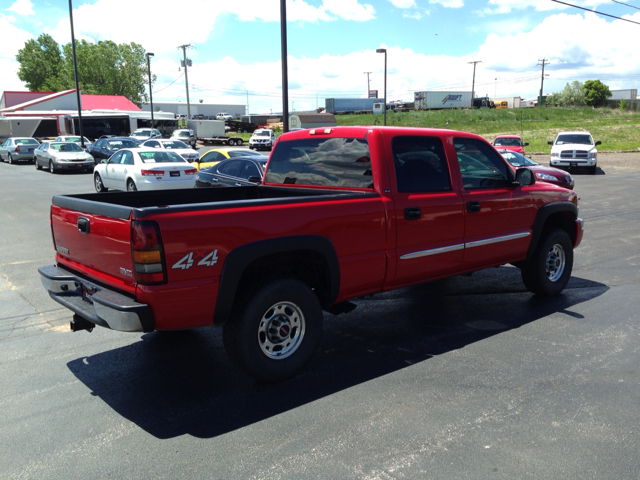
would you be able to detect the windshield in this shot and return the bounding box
[51,143,83,152]
[556,134,593,145]
[254,131,271,137]
[107,140,137,150]
[176,131,189,137]
[139,151,186,163]
[494,137,521,147]
[16,138,39,145]
[264,137,373,188]
[162,141,188,149]
[132,130,151,136]
[228,150,262,157]
[500,151,538,167]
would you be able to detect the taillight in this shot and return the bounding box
[50,205,56,251]
[15,146,20,152]
[184,168,197,175]
[141,170,164,177]
[131,221,166,284]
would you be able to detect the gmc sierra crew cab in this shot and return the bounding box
[39,126,584,382]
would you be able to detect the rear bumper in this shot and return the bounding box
[38,265,154,332]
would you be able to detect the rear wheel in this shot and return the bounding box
[236,139,243,146]
[127,179,137,191]
[521,228,573,296]
[94,173,107,192]
[227,139,235,146]
[8,154,13,164]
[223,278,323,383]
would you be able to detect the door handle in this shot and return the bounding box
[77,216,90,234]
[404,207,421,220]
[466,201,481,213]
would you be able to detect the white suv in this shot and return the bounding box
[249,129,277,151]
[170,129,196,147]
[548,131,601,175]
[216,113,234,121]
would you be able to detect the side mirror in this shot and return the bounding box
[524,142,529,146]
[515,167,535,186]
[547,141,553,145]
[595,140,602,146]
[248,176,262,183]
[101,159,108,164]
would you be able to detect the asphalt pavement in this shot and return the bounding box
[0,159,638,479]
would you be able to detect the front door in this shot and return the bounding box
[451,137,535,270]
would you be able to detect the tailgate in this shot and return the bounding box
[51,204,136,289]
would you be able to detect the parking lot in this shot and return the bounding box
[1,154,639,479]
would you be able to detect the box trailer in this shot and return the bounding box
[187,120,244,146]
[325,98,384,114]
[414,91,472,110]
[608,89,638,100]
[0,117,58,142]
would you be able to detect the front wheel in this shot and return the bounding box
[94,173,108,192]
[589,165,597,175]
[223,278,323,383]
[49,160,57,174]
[35,158,42,170]
[236,139,243,146]
[521,228,573,296]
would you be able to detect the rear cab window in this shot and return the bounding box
[264,137,373,189]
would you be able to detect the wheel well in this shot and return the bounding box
[541,211,576,244]
[235,250,332,306]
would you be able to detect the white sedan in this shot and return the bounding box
[141,138,200,163]
[93,148,196,192]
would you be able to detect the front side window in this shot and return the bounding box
[392,136,451,193]
[264,137,372,188]
[109,151,124,164]
[240,161,260,179]
[219,160,242,177]
[454,137,511,189]
[201,151,224,163]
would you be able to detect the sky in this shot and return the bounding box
[1,0,639,114]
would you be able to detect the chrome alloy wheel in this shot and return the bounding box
[546,243,566,282]
[258,301,305,359]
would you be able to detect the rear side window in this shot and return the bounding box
[454,137,511,189]
[392,136,451,192]
[264,137,372,188]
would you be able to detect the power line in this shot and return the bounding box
[611,0,640,11]
[551,0,640,25]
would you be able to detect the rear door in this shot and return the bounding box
[451,137,535,269]
[390,134,465,285]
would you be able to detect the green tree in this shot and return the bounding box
[584,79,612,107]
[16,34,64,91]
[16,36,151,107]
[618,99,628,111]
[556,81,585,107]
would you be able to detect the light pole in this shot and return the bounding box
[146,52,155,129]
[376,48,387,126]
[494,78,497,98]
[280,0,289,132]
[68,0,85,148]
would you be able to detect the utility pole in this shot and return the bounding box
[537,58,549,107]
[468,60,482,107]
[364,71,372,97]
[177,44,192,119]
[280,0,289,133]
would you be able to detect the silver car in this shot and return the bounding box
[34,142,95,174]
[0,137,40,163]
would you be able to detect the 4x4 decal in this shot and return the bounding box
[172,250,218,270]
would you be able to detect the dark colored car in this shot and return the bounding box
[497,149,574,189]
[88,137,140,163]
[195,156,267,188]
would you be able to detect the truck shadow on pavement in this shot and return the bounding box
[67,266,608,439]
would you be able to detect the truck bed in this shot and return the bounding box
[52,186,376,220]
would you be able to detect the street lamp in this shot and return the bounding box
[146,52,155,129]
[68,0,85,148]
[495,78,497,98]
[376,48,387,126]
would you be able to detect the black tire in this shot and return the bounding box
[8,154,13,165]
[94,173,108,192]
[521,228,573,296]
[227,139,235,146]
[223,278,323,383]
[127,179,137,191]
[49,160,57,174]
[35,158,42,170]
[236,139,243,146]
[589,165,597,175]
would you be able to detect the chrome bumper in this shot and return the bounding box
[38,265,153,332]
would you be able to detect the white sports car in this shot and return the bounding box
[141,138,200,163]
[93,148,196,192]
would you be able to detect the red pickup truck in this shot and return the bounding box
[39,126,583,382]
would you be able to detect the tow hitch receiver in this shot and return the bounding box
[71,314,95,332]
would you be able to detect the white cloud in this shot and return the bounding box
[388,0,417,8]
[6,0,34,16]
[429,0,464,8]
[403,11,422,19]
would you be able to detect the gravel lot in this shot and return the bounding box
[531,151,640,171]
